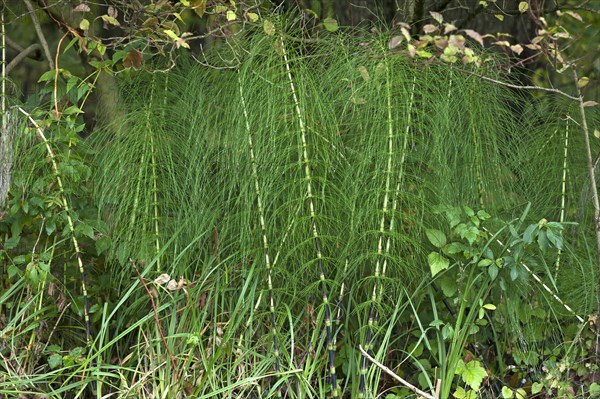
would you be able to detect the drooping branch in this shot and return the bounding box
[6,43,41,74]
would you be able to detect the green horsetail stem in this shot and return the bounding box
[238,72,285,398]
[18,107,92,344]
[555,119,570,279]
[279,36,339,397]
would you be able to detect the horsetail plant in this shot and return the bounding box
[238,70,285,398]
[280,34,339,397]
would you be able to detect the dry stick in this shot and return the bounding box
[238,72,284,398]
[23,0,54,70]
[482,226,585,323]
[472,73,580,102]
[17,107,93,343]
[279,36,339,397]
[573,70,600,271]
[359,345,436,399]
[131,259,177,371]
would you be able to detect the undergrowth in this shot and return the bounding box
[1,20,599,399]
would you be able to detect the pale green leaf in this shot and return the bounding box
[501,386,514,398]
[323,18,339,32]
[428,252,450,277]
[518,2,529,13]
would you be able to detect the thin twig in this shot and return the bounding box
[358,345,437,399]
[471,72,580,101]
[23,0,54,70]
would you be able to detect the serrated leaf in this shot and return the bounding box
[323,18,339,32]
[518,2,528,13]
[428,252,450,277]
[461,360,487,390]
[426,229,447,248]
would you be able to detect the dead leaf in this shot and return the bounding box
[464,29,484,46]
[583,101,598,108]
[154,273,171,285]
[388,35,403,49]
[430,11,443,24]
[123,49,143,69]
[73,3,90,12]
[510,44,524,55]
[444,23,457,34]
[423,24,437,34]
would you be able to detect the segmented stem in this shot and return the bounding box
[555,116,569,279]
[280,36,339,397]
[238,72,284,398]
[18,107,93,343]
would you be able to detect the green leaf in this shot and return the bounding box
[163,29,179,40]
[247,12,259,22]
[545,228,562,249]
[483,303,496,310]
[3,235,20,250]
[461,360,487,390]
[95,235,112,255]
[101,14,120,26]
[453,386,467,399]
[263,19,275,35]
[477,259,493,267]
[523,224,537,244]
[323,18,339,32]
[440,275,458,297]
[76,223,95,239]
[48,353,63,369]
[426,228,447,248]
[38,70,56,83]
[501,386,514,398]
[226,10,236,21]
[428,252,450,277]
[79,18,90,31]
[488,264,499,280]
[515,388,526,399]
[518,2,528,13]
